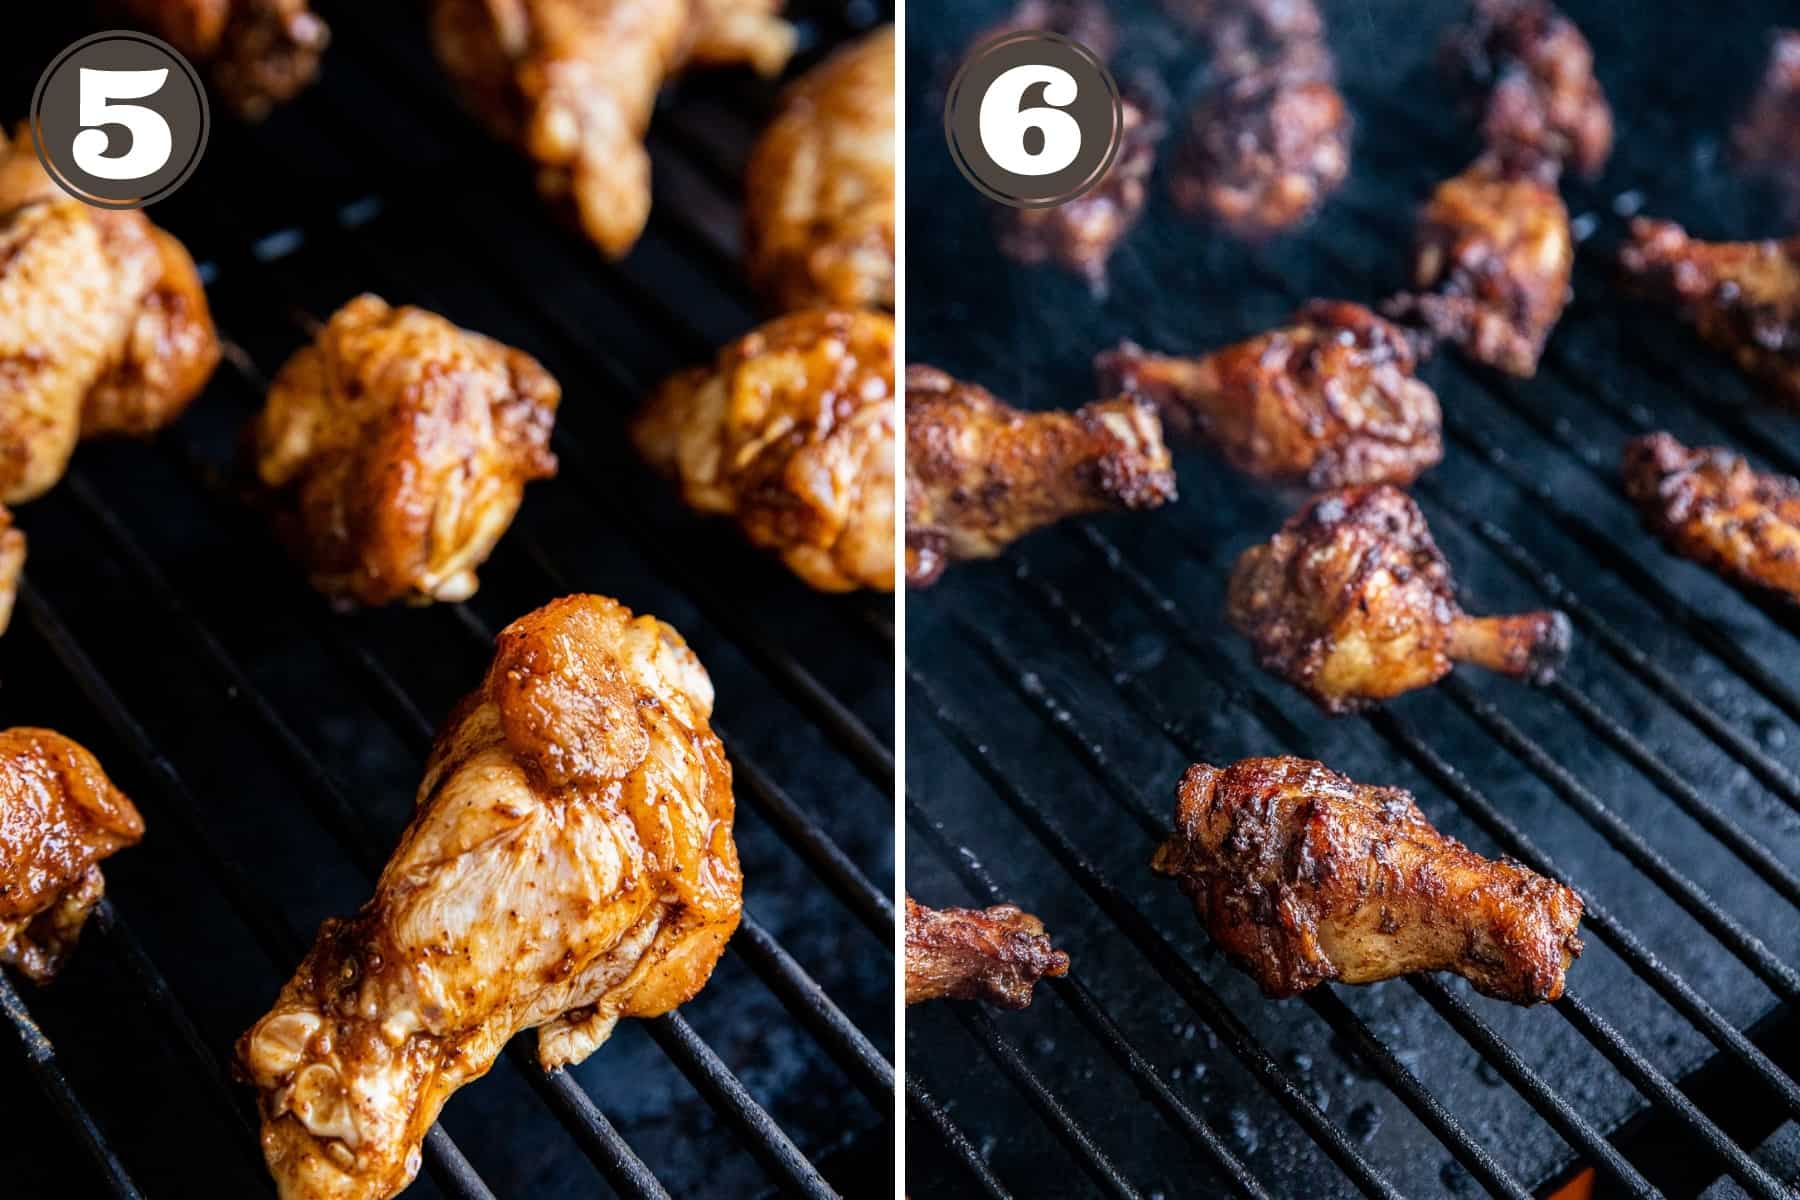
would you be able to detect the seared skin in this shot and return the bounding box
[745,26,894,311]
[1097,300,1443,488]
[633,310,895,592]
[1618,218,1800,409]
[237,595,740,1200]
[432,0,795,260]
[120,0,329,119]
[0,506,23,637]
[1227,485,1571,713]
[1734,30,1800,224]
[905,365,1176,588]
[1383,154,1572,378]
[904,896,1069,1008]
[0,728,144,985]
[1151,757,1583,1002]
[1623,432,1800,604]
[252,294,560,607]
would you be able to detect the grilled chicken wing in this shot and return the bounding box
[432,0,795,260]
[0,728,144,985]
[0,124,219,504]
[1618,218,1800,408]
[1097,300,1443,488]
[1227,485,1571,713]
[120,0,329,119]
[0,507,22,637]
[252,294,560,607]
[745,25,894,311]
[632,309,894,592]
[237,595,740,1200]
[904,365,1175,588]
[1383,154,1572,377]
[904,895,1069,1008]
[1151,757,1583,1002]
[1734,30,1800,224]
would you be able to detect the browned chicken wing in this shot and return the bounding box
[905,364,1175,588]
[1227,485,1571,713]
[1097,300,1443,488]
[1382,153,1573,377]
[0,728,144,985]
[120,0,329,119]
[746,25,894,311]
[1151,757,1583,1002]
[252,294,560,607]
[0,507,23,637]
[432,0,795,260]
[633,309,894,592]
[237,594,740,1200]
[904,895,1070,1008]
[1734,30,1800,224]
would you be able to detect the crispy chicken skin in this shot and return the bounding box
[1618,218,1800,408]
[904,896,1070,1008]
[432,0,794,261]
[632,309,895,592]
[237,595,740,1200]
[1623,432,1800,604]
[745,26,894,312]
[252,294,560,607]
[1382,154,1573,378]
[1097,300,1443,488]
[1151,757,1583,1002]
[0,507,23,637]
[904,365,1176,588]
[120,0,329,120]
[1734,30,1800,223]
[1227,485,1571,713]
[0,728,144,985]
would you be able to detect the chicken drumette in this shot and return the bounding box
[237,595,740,1200]
[1227,485,1571,713]
[1151,757,1583,1002]
[120,0,329,119]
[1097,300,1443,488]
[0,728,144,985]
[1734,30,1800,224]
[252,294,560,607]
[905,365,1176,588]
[0,507,22,637]
[904,895,1069,1008]
[745,25,894,311]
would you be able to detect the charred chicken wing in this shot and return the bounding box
[1097,300,1443,488]
[905,365,1176,588]
[904,895,1069,1008]
[120,0,329,119]
[1734,30,1800,224]
[1227,485,1571,713]
[0,728,144,985]
[252,294,560,607]
[1151,757,1583,1002]
[0,507,22,637]
[633,309,895,592]
[236,594,740,1200]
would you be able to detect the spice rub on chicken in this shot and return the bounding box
[121,0,330,120]
[904,895,1070,1009]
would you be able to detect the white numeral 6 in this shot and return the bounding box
[73,67,173,182]
[978,64,1082,178]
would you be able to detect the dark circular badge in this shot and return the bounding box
[29,30,209,210]
[944,30,1123,209]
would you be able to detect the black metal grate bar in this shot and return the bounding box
[907,1077,1016,1200]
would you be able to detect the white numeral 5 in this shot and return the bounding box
[73,67,173,182]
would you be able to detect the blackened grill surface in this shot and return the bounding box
[907,1,1799,1197]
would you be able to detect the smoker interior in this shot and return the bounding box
[0,3,894,1197]
[905,1,1800,1196]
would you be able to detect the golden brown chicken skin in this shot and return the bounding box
[0,728,144,985]
[1734,30,1800,224]
[0,507,23,637]
[904,896,1070,1009]
[120,0,329,119]
[1151,757,1583,1002]
[745,25,894,311]
[633,309,894,592]
[252,294,560,607]
[905,365,1176,589]
[1227,485,1571,713]
[236,595,740,1200]
[1097,300,1443,488]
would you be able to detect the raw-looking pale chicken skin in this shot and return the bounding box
[0,506,22,636]
[236,595,741,1200]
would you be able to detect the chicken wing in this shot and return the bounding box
[904,896,1069,1009]
[1734,30,1800,224]
[0,506,23,637]
[745,24,894,312]
[236,594,740,1200]
[1382,153,1572,378]
[632,309,894,592]
[0,728,144,985]
[1097,300,1443,488]
[1227,485,1571,713]
[905,364,1175,588]
[120,0,329,120]
[432,0,795,260]
[252,294,560,607]
[1151,757,1583,1002]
